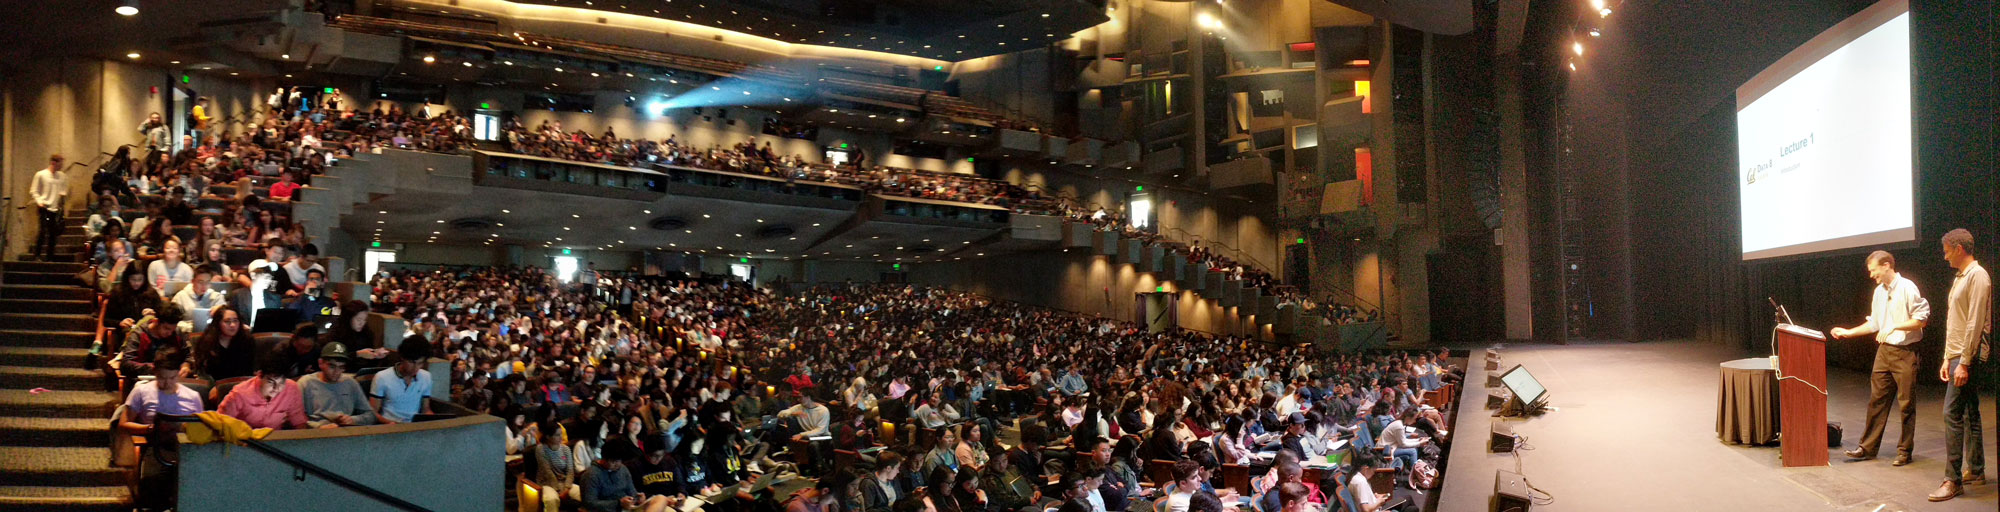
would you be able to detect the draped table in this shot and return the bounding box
[1716,357,1781,445]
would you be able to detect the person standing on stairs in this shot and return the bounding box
[29,153,68,261]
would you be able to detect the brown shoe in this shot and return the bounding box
[1963,473,1987,485]
[1928,480,1962,502]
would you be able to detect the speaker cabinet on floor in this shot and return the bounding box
[1494,470,1531,512]
[1490,422,1516,452]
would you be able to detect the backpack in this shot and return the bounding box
[1409,460,1438,490]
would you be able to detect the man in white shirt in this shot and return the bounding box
[1833,250,1931,465]
[29,154,67,261]
[282,243,325,293]
[1347,462,1394,512]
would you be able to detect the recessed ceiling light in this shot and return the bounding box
[423,55,436,63]
[115,0,139,16]
[126,52,140,59]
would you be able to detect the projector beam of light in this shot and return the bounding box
[649,76,797,112]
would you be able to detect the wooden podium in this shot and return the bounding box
[1775,324,1828,467]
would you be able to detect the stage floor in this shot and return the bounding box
[1436,339,1998,512]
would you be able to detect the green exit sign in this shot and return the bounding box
[371,241,381,248]
[839,143,849,149]
[966,157,975,163]
[740,257,750,263]
[1296,238,1306,244]
[1135,185,1144,191]
[324,87,336,94]
[562,248,572,255]
[181,75,190,83]
[892,263,902,270]
[1156,285,1165,292]
[480,102,491,109]
[933,65,944,71]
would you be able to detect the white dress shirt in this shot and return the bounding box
[1869,273,1930,346]
[31,167,67,211]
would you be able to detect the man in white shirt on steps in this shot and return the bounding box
[29,153,67,261]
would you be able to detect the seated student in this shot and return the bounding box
[630,437,687,502]
[119,305,189,386]
[581,438,668,512]
[120,347,204,510]
[369,336,435,424]
[981,445,1045,512]
[171,264,228,332]
[535,418,583,512]
[1345,461,1406,512]
[1276,483,1310,512]
[287,267,338,325]
[146,239,194,292]
[272,323,324,379]
[218,352,309,430]
[862,451,906,512]
[786,478,843,512]
[299,342,378,428]
[1374,409,1426,472]
[191,307,257,381]
[229,264,286,328]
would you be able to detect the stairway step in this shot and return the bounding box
[0,313,95,332]
[3,261,88,274]
[0,329,95,349]
[0,417,108,447]
[0,389,116,418]
[0,366,102,391]
[0,284,93,301]
[0,447,124,487]
[0,486,129,512]
[3,271,77,286]
[0,298,93,315]
[0,346,92,369]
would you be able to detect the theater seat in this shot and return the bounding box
[1145,459,1177,486]
[1221,463,1251,493]
[207,376,253,409]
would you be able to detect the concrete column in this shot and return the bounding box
[1496,53,1533,341]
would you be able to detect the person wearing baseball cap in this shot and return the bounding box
[299,341,378,428]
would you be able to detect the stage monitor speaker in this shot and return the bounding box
[1494,470,1531,512]
[1486,390,1509,410]
[1487,373,1504,387]
[1485,358,1501,371]
[1490,422,1516,453]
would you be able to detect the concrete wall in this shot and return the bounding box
[907,249,1262,337]
[998,167,1285,271]
[177,416,506,512]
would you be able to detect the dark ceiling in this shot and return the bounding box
[0,0,289,67]
[510,0,1110,60]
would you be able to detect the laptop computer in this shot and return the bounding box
[189,307,214,333]
[251,308,302,334]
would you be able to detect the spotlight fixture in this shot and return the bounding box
[115,0,139,16]
[1589,28,1601,37]
[1599,7,1612,17]
[1572,42,1584,56]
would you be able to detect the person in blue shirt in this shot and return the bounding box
[370,335,435,423]
[1056,363,1089,397]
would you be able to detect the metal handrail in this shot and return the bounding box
[1160,227,1274,274]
